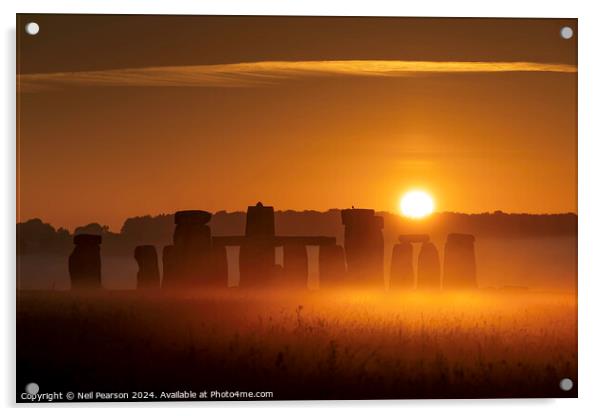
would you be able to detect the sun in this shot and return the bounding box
[399,190,435,219]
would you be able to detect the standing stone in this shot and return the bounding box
[134,245,160,289]
[69,234,102,289]
[245,202,275,237]
[318,244,347,289]
[282,243,309,289]
[390,242,414,290]
[170,210,213,287]
[162,245,176,287]
[239,202,276,288]
[443,233,477,290]
[239,239,275,288]
[209,243,228,287]
[341,208,384,288]
[416,242,441,290]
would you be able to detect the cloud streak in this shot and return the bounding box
[18,60,577,92]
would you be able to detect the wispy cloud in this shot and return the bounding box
[18,60,577,92]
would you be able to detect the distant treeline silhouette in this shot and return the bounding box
[17,210,577,257]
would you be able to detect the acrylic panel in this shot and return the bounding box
[16,14,577,402]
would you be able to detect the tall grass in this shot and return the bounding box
[17,289,577,400]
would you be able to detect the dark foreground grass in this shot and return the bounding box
[17,289,577,401]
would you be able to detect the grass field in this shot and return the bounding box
[17,289,577,401]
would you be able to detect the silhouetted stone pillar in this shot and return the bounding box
[390,234,431,290]
[282,243,309,289]
[239,239,275,288]
[162,245,175,287]
[134,245,160,289]
[390,242,414,290]
[209,244,228,287]
[341,209,384,288]
[239,202,276,288]
[174,211,212,250]
[318,244,347,288]
[443,233,477,290]
[170,210,213,287]
[69,234,102,289]
[416,242,441,290]
[245,202,275,237]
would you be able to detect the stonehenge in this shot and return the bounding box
[134,245,160,289]
[162,245,176,284]
[163,210,215,288]
[282,244,309,289]
[209,244,229,287]
[416,242,441,290]
[245,202,275,237]
[69,234,102,289]
[65,203,478,292]
[390,234,431,289]
[213,203,338,289]
[392,233,477,290]
[318,244,347,288]
[443,233,477,290]
[239,203,277,287]
[341,208,384,288]
[389,241,414,289]
[239,238,276,287]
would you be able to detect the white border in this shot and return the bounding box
[3,1,602,414]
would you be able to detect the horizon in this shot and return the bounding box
[18,208,578,234]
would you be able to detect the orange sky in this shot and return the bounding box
[17,15,577,231]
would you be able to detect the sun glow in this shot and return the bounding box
[400,190,435,219]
